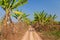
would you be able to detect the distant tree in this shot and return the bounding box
[33,11,48,26]
[32,11,57,31]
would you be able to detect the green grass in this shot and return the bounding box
[50,30,60,37]
[45,30,60,40]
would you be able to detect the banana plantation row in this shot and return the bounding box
[0,0,60,40]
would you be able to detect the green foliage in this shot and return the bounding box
[12,0,28,9]
[58,22,60,24]
[11,13,20,19]
[21,13,30,24]
[33,11,57,25]
[0,0,28,25]
[0,0,28,10]
[46,30,60,38]
[12,11,30,25]
[52,31,60,37]
[32,11,58,32]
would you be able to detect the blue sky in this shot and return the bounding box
[0,0,60,21]
[18,0,60,21]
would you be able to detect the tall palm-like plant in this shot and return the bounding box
[33,11,57,31]
[12,11,30,25]
[34,11,48,26]
[12,11,23,22]
[0,0,27,27]
[33,11,48,31]
[34,11,57,26]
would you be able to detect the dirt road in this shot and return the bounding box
[21,26,42,40]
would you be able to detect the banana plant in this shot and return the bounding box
[33,11,57,26]
[0,0,28,27]
[12,11,23,21]
[21,13,30,25]
[34,11,47,26]
[12,11,30,25]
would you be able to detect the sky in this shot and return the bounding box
[18,0,60,21]
[0,0,60,21]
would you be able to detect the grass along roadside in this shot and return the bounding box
[37,30,60,40]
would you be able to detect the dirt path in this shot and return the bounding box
[21,25,42,40]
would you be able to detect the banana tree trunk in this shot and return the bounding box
[2,9,14,39]
[3,9,10,27]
